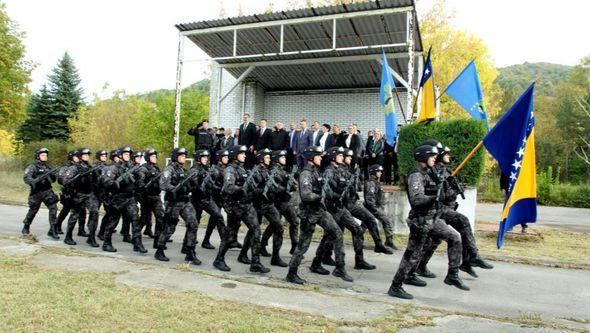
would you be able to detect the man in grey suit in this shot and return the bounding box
[295,119,313,170]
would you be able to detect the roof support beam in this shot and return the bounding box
[219,65,255,103]
[377,59,409,89]
[180,6,413,36]
[218,52,419,69]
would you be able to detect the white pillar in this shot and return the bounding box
[173,34,185,149]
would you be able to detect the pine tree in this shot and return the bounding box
[47,52,84,140]
[18,84,59,142]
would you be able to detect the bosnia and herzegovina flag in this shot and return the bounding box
[380,52,398,146]
[444,60,490,130]
[483,83,537,249]
[416,48,436,123]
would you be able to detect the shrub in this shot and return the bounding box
[20,139,77,167]
[398,119,487,187]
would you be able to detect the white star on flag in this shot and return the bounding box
[512,159,522,170]
[509,172,517,181]
[425,68,430,75]
[517,147,525,158]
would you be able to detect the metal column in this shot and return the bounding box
[405,10,415,123]
[173,34,185,149]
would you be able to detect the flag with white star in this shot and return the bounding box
[379,51,398,146]
[483,83,537,248]
[443,60,490,130]
[416,48,436,123]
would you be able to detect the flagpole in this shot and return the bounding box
[435,59,475,103]
[451,141,483,177]
[392,87,409,124]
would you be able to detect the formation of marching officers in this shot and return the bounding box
[21,139,493,299]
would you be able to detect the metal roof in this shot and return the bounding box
[176,0,423,91]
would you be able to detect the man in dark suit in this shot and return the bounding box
[238,113,257,169]
[256,118,272,151]
[270,122,289,151]
[343,123,361,169]
[295,119,313,170]
[287,122,298,172]
[218,128,234,150]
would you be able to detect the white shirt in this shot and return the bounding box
[312,130,320,145]
[319,132,329,150]
[346,134,352,148]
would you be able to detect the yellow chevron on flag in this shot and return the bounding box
[417,49,436,123]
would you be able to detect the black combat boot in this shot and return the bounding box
[228,240,242,249]
[237,250,251,265]
[122,234,132,243]
[201,239,215,250]
[47,225,60,240]
[270,250,288,267]
[56,222,64,234]
[286,267,306,285]
[97,232,104,241]
[86,235,99,248]
[154,246,169,262]
[444,268,470,291]
[249,257,270,273]
[133,238,148,254]
[470,256,494,269]
[64,225,77,246]
[374,241,394,255]
[388,282,413,299]
[289,242,298,255]
[321,253,336,266]
[385,237,398,250]
[404,273,427,287]
[417,264,437,278]
[332,265,354,282]
[309,258,330,275]
[184,247,201,266]
[213,256,231,272]
[354,255,377,270]
[102,236,117,252]
[77,229,89,237]
[259,246,271,257]
[143,228,154,239]
[459,262,478,278]
[21,223,31,235]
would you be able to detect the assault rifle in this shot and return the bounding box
[30,168,58,191]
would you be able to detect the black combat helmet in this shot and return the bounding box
[326,146,345,161]
[229,145,248,160]
[414,145,439,162]
[95,149,108,160]
[35,147,49,160]
[369,164,384,174]
[193,149,211,162]
[67,150,76,161]
[75,147,91,158]
[303,146,324,160]
[421,139,443,150]
[216,149,230,162]
[109,149,120,161]
[256,148,272,163]
[271,150,288,162]
[119,146,133,154]
[144,148,157,160]
[170,147,188,162]
[436,146,451,163]
[344,148,354,158]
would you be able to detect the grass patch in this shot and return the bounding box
[0,170,29,204]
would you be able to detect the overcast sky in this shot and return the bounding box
[4,0,589,98]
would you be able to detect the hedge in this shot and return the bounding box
[397,119,487,187]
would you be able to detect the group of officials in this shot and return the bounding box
[21,118,493,299]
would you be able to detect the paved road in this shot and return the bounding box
[476,203,590,233]
[1,203,589,327]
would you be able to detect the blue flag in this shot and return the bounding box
[445,60,490,129]
[483,83,537,248]
[380,52,398,146]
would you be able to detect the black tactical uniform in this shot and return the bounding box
[286,146,352,285]
[61,148,100,247]
[137,149,165,249]
[388,144,467,300]
[260,150,300,256]
[364,164,397,250]
[119,151,143,242]
[314,147,374,271]
[21,148,59,238]
[97,150,119,241]
[154,147,201,265]
[200,149,229,249]
[56,151,85,235]
[238,148,287,267]
[342,151,393,255]
[214,145,269,273]
[416,147,493,278]
[101,146,146,254]
[189,150,224,252]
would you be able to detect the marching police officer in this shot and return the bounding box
[214,145,270,273]
[101,146,146,254]
[137,148,164,248]
[238,148,287,267]
[97,149,119,241]
[260,150,300,256]
[119,150,143,242]
[388,144,467,300]
[287,146,352,285]
[22,148,60,238]
[364,164,397,250]
[61,148,100,247]
[155,147,200,265]
[200,149,230,249]
[56,151,83,235]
